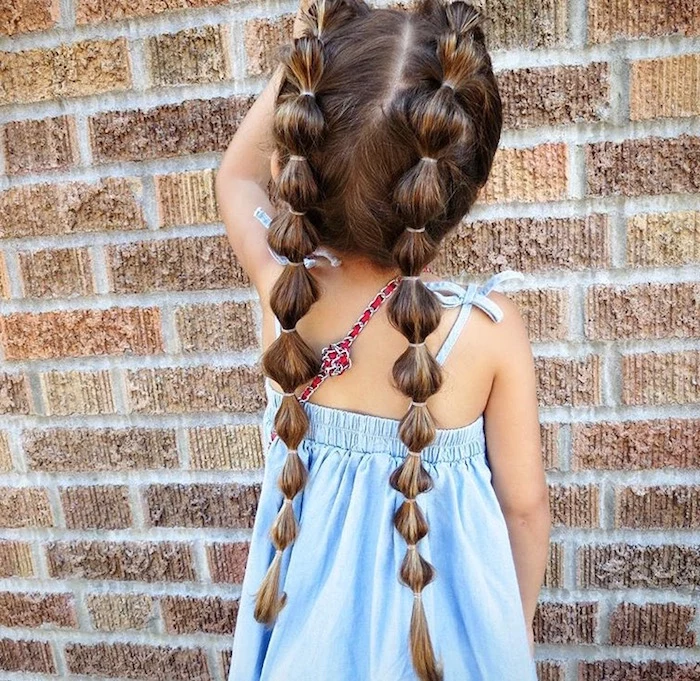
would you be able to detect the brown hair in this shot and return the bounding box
[256,1,502,678]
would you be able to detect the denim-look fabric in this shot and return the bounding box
[228,269,538,681]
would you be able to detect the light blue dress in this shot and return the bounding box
[227,263,538,681]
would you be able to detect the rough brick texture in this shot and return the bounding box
[627,211,700,267]
[615,486,700,529]
[609,603,696,648]
[621,350,700,406]
[579,661,700,680]
[3,115,78,175]
[87,593,154,632]
[533,602,597,644]
[0,0,59,36]
[155,169,219,227]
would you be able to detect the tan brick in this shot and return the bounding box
[0,177,146,239]
[220,649,232,681]
[577,544,700,589]
[615,485,700,530]
[609,602,696,648]
[0,372,32,415]
[541,423,560,470]
[24,427,178,472]
[0,540,34,577]
[144,483,260,529]
[0,307,163,360]
[207,542,249,584]
[147,25,230,87]
[434,215,610,277]
[155,168,219,227]
[585,282,700,340]
[64,641,210,680]
[107,236,249,294]
[480,143,568,204]
[585,135,700,197]
[573,418,700,470]
[536,356,601,407]
[587,0,700,43]
[631,54,700,121]
[622,350,700,406]
[188,424,264,470]
[46,540,195,582]
[125,365,265,414]
[537,661,565,681]
[0,487,52,528]
[627,211,700,267]
[89,96,254,163]
[543,542,564,589]
[0,0,59,36]
[0,638,55,674]
[0,592,76,628]
[549,484,599,528]
[0,432,12,472]
[77,0,227,24]
[60,486,132,530]
[3,115,78,174]
[244,14,295,76]
[533,601,597,644]
[0,252,9,299]
[498,63,610,130]
[0,38,131,105]
[580,661,700,681]
[161,595,238,635]
[40,370,114,416]
[176,301,257,353]
[87,593,154,631]
[18,246,94,298]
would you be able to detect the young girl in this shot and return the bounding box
[215,0,551,678]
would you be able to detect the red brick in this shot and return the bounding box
[577,544,700,589]
[536,356,601,407]
[46,541,195,582]
[0,177,146,239]
[89,96,254,163]
[537,661,564,681]
[144,483,260,529]
[3,115,78,174]
[0,487,52,528]
[544,543,564,589]
[573,418,700,470]
[534,601,597,644]
[0,0,59,36]
[106,236,249,293]
[587,0,700,43]
[579,660,700,680]
[18,246,94,298]
[161,595,238,635]
[0,307,163,360]
[64,641,210,680]
[0,38,131,105]
[498,63,610,130]
[622,350,700,406]
[207,542,249,584]
[24,427,178,472]
[60,485,132,529]
[585,135,700,197]
[549,484,599,528]
[615,485,700,529]
[0,591,76,628]
[585,282,700,340]
[0,638,55,674]
[609,602,696,647]
[125,365,265,414]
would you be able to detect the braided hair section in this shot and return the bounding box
[384,3,496,680]
[254,0,365,627]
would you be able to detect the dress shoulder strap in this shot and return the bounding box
[431,269,524,366]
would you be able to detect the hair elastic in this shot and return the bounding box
[408,450,421,458]
[405,497,417,504]
[414,591,422,600]
[282,497,293,506]
[289,154,306,161]
[289,206,306,216]
[298,90,315,97]
[282,390,297,397]
[421,156,438,163]
[407,543,416,550]
[276,548,284,556]
[280,327,296,334]
[402,275,421,281]
[286,260,304,267]
[405,226,426,233]
[411,400,427,407]
[408,341,425,347]
[441,80,456,91]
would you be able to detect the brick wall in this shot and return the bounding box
[0,0,698,679]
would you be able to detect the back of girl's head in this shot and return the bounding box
[257,3,502,680]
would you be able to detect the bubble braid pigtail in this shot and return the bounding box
[384,4,492,680]
[255,0,364,627]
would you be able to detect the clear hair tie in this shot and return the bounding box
[280,327,296,334]
[442,80,456,91]
[405,226,426,233]
[421,157,438,163]
[408,341,425,347]
[298,90,315,97]
[289,154,306,161]
[289,206,306,216]
[402,275,421,281]
[408,451,421,458]
[282,498,293,506]
[276,548,284,556]
[407,543,417,550]
[411,400,427,407]
[414,591,422,600]
[282,391,297,397]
